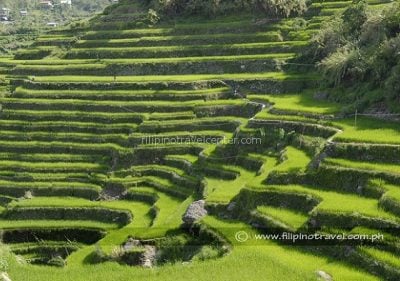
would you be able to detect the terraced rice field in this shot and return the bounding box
[0,0,400,280]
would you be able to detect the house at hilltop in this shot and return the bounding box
[60,0,72,6]
[0,8,11,22]
[20,10,28,17]
[39,1,54,9]
[47,22,58,27]
[0,8,10,16]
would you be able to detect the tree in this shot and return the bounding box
[144,0,307,18]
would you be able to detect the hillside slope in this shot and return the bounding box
[0,0,400,280]
[0,0,114,54]
[309,0,400,114]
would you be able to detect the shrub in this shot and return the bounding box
[147,9,160,24]
[308,1,400,110]
[341,0,368,36]
[2,207,132,226]
[2,228,106,244]
[318,45,364,86]
[143,0,307,18]
[0,244,9,272]
[192,245,220,261]
[47,256,66,267]
[255,0,307,17]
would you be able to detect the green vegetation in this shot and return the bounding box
[325,158,400,175]
[32,72,314,82]
[248,91,340,114]
[333,117,400,144]
[274,146,311,173]
[129,0,307,18]
[309,0,400,112]
[263,184,398,221]
[0,0,112,54]
[0,0,399,280]
[256,205,309,229]
[361,247,400,269]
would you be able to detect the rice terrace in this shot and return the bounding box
[0,0,400,280]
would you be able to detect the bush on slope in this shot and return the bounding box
[308,0,400,112]
[130,0,307,18]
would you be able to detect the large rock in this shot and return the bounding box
[122,238,141,252]
[141,246,156,268]
[314,92,329,100]
[182,200,208,224]
[0,272,12,281]
[227,202,236,212]
[316,270,333,281]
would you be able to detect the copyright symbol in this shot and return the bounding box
[235,231,249,242]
